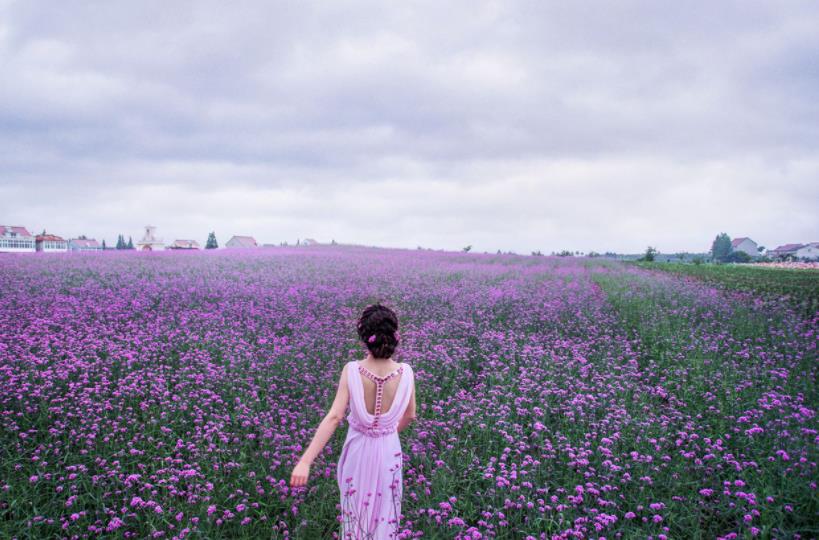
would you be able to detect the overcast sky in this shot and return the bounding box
[1,1,817,254]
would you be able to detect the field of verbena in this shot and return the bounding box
[634,262,819,318]
[0,247,816,540]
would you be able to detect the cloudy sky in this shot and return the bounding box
[1,1,817,254]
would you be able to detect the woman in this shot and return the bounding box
[290,303,417,539]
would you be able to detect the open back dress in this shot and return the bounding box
[337,360,414,539]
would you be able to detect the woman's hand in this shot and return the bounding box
[290,460,310,488]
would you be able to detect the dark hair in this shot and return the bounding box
[357,303,400,359]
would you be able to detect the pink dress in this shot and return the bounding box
[337,360,414,539]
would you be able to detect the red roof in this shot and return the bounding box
[1,225,34,238]
[227,235,257,248]
[70,238,100,248]
[771,243,804,252]
[36,233,66,242]
[170,239,200,249]
[730,237,750,248]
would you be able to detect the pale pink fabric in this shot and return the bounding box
[337,360,414,539]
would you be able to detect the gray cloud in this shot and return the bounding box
[1,0,818,253]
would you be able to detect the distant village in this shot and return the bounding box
[0,225,817,262]
[0,225,322,253]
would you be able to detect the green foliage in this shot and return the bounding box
[639,246,658,262]
[462,245,472,252]
[725,250,751,263]
[710,233,732,262]
[636,261,819,317]
[127,236,134,250]
[206,232,219,249]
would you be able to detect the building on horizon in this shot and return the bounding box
[226,235,257,248]
[767,243,803,259]
[136,225,165,251]
[302,238,319,246]
[0,225,35,253]
[730,237,759,258]
[168,239,200,250]
[35,232,68,252]
[795,242,819,260]
[69,238,102,251]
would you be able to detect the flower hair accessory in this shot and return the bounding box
[368,334,376,343]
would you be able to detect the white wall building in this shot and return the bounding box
[795,242,819,260]
[136,225,165,251]
[767,243,803,259]
[36,233,69,252]
[226,235,257,248]
[69,238,102,251]
[730,237,759,257]
[0,225,35,252]
[168,239,200,249]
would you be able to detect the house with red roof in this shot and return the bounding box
[168,239,200,250]
[795,242,819,261]
[36,232,69,252]
[226,235,257,248]
[730,237,759,258]
[0,225,35,252]
[69,238,102,251]
[767,243,804,259]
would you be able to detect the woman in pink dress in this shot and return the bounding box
[290,303,417,539]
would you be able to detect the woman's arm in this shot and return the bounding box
[397,380,417,433]
[290,363,350,487]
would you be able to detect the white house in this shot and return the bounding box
[0,225,35,252]
[730,237,759,258]
[168,239,200,250]
[795,242,819,260]
[767,243,803,259]
[302,238,319,246]
[69,238,102,251]
[136,225,165,251]
[226,235,257,248]
[36,233,69,252]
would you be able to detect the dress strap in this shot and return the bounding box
[357,363,403,419]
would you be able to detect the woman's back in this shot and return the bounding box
[357,360,404,416]
[339,359,414,538]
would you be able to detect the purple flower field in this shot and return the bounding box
[0,247,816,539]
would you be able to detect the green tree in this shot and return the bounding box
[101,239,106,250]
[463,245,472,252]
[641,246,658,262]
[116,234,125,250]
[725,250,751,263]
[205,232,218,249]
[710,233,732,262]
[127,236,134,249]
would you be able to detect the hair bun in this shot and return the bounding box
[357,303,400,359]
